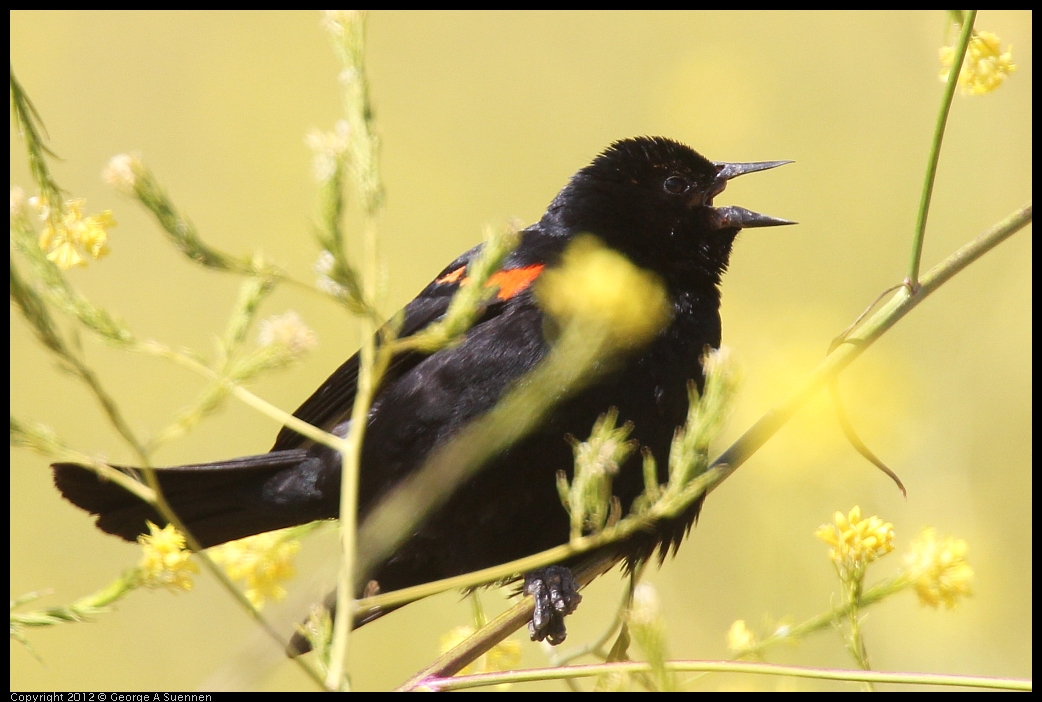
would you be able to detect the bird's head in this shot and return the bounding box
[543,136,794,289]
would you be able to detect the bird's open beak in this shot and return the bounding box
[706,159,796,230]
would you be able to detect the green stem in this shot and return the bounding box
[10,66,64,214]
[418,659,1031,692]
[743,572,915,658]
[908,10,977,288]
[323,11,385,690]
[325,307,376,690]
[135,340,348,455]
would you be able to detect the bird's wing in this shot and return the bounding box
[271,241,549,451]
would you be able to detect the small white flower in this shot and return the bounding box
[10,186,26,219]
[629,582,661,627]
[339,66,360,87]
[258,311,318,358]
[314,250,336,275]
[314,251,349,297]
[321,10,363,37]
[27,195,50,222]
[103,153,142,194]
[306,121,351,183]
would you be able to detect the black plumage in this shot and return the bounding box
[53,136,792,645]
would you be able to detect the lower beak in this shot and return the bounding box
[709,205,795,230]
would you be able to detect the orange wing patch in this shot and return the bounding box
[435,264,545,301]
[435,266,467,285]
[487,265,544,300]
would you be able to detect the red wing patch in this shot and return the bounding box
[435,264,545,301]
[487,265,544,300]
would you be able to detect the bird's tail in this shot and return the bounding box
[52,449,332,549]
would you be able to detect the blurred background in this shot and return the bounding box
[10,11,1031,691]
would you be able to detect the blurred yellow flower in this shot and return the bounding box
[815,505,894,570]
[32,197,115,270]
[439,625,521,686]
[940,30,1016,96]
[904,528,974,609]
[727,619,757,654]
[138,521,198,592]
[536,235,671,351]
[210,529,301,609]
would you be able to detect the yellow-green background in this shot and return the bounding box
[10,11,1031,691]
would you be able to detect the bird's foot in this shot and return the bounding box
[523,565,582,645]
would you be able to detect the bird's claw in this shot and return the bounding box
[524,565,582,645]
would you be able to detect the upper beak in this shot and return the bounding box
[713,160,793,181]
[706,159,796,230]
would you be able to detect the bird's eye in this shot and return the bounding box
[663,175,689,195]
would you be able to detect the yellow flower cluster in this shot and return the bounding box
[209,530,301,609]
[904,528,974,609]
[815,505,895,570]
[31,197,115,270]
[940,30,1016,96]
[137,522,199,592]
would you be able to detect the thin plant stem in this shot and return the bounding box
[908,10,977,288]
[323,11,384,690]
[420,659,1031,692]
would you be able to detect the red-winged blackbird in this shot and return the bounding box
[53,136,792,648]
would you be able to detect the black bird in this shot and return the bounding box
[53,136,792,648]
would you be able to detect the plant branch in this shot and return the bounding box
[394,202,1030,685]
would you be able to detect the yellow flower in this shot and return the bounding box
[138,521,199,592]
[536,235,671,351]
[209,529,301,609]
[815,505,894,570]
[46,241,86,270]
[79,211,114,258]
[485,635,523,675]
[904,528,974,609]
[439,625,521,687]
[35,197,116,270]
[727,619,757,654]
[940,30,1016,96]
